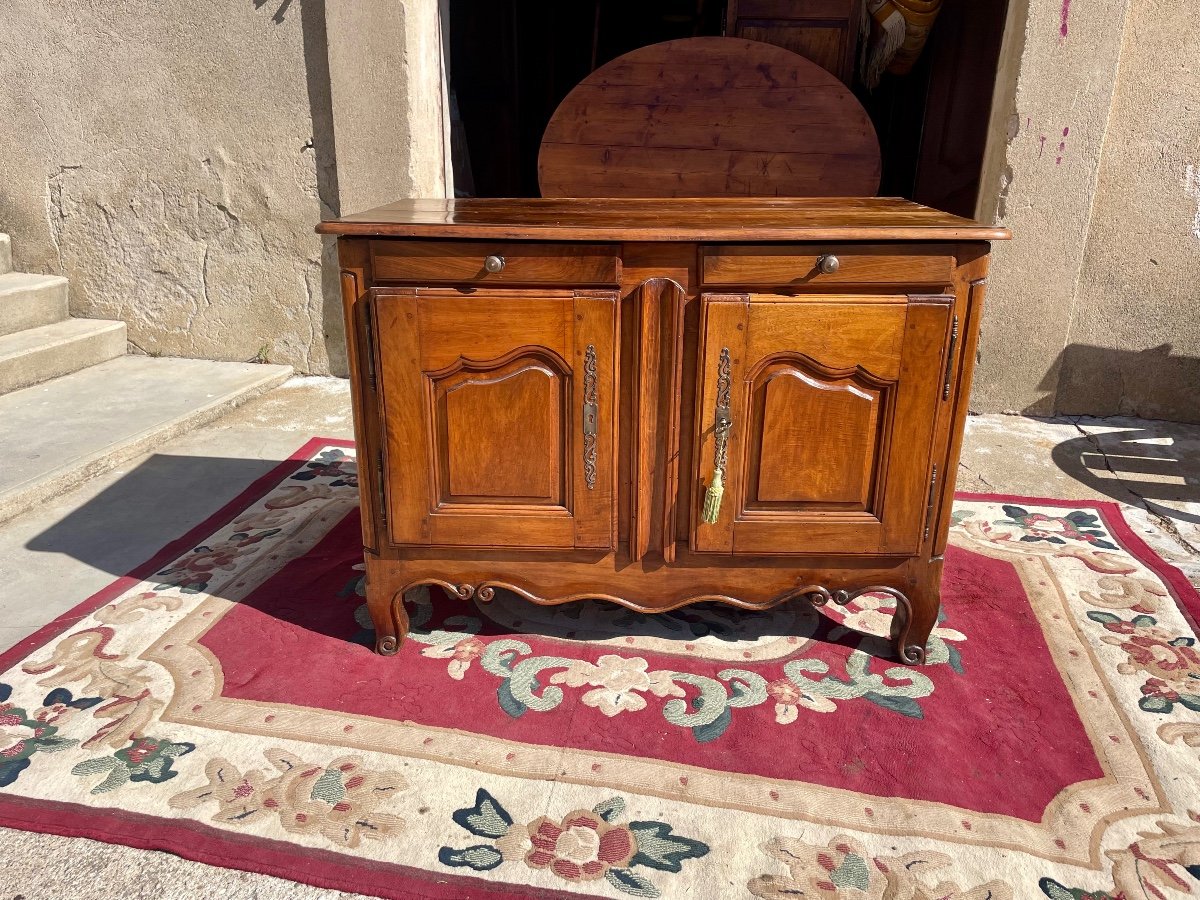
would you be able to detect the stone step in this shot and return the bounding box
[0,272,71,337]
[0,317,127,393]
[0,356,292,524]
[0,234,11,274]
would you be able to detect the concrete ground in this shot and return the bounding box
[0,376,1197,898]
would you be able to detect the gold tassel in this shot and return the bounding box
[701,469,724,524]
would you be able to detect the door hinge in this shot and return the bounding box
[376,451,388,525]
[363,298,378,393]
[923,464,938,541]
[942,314,959,401]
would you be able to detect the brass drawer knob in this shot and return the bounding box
[484,254,506,273]
[816,254,840,275]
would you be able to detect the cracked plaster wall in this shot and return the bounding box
[0,0,438,376]
[976,0,1200,422]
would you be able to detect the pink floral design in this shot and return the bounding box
[421,637,486,680]
[525,810,636,881]
[767,677,835,721]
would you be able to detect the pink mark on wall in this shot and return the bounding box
[1056,127,1069,165]
[1038,136,1047,159]
[1060,0,1071,37]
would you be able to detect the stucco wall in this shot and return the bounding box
[0,0,445,376]
[1055,0,1200,422]
[972,0,1130,416]
[976,0,1200,423]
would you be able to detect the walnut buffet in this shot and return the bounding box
[318,198,1009,664]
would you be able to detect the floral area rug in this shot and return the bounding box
[2,438,1200,899]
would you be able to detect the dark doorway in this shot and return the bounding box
[446,0,1010,217]
[447,0,726,198]
[865,0,1011,215]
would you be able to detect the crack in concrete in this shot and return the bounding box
[1067,417,1200,558]
[958,461,996,490]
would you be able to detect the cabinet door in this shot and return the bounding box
[373,287,617,550]
[692,293,951,555]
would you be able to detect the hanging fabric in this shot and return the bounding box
[860,0,944,88]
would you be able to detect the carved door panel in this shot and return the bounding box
[692,293,952,555]
[373,287,617,550]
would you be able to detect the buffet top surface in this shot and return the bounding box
[317,197,1010,243]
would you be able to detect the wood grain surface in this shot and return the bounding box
[318,197,1010,242]
[370,240,620,286]
[701,244,955,286]
[537,37,881,198]
[726,0,865,84]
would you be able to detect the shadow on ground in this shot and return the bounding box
[23,452,893,659]
[1050,422,1200,525]
[26,453,294,577]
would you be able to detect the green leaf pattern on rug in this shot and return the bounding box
[439,787,708,895]
[593,795,625,822]
[627,820,710,873]
[0,684,98,788]
[748,834,1014,898]
[777,652,934,720]
[1039,879,1119,900]
[440,845,504,870]
[1085,610,1200,715]
[71,735,195,794]
[466,638,942,740]
[829,849,870,889]
[996,505,1119,550]
[605,866,660,897]
[168,749,407,849]
[451,787,513,839]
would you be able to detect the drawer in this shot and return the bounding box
[701,244,955,287]
[370,240,620,286]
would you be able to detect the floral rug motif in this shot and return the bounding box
[2,438,1200,899]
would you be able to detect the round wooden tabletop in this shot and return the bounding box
[538,37,882,199]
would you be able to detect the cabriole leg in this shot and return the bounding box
[893,561,944,666]
[364,555,406,655]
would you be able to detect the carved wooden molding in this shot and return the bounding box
[746,350,894,389]
[424,345,571,381]
[385,577,922,664]
[630,278,686,562]
[378,580,476,655]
